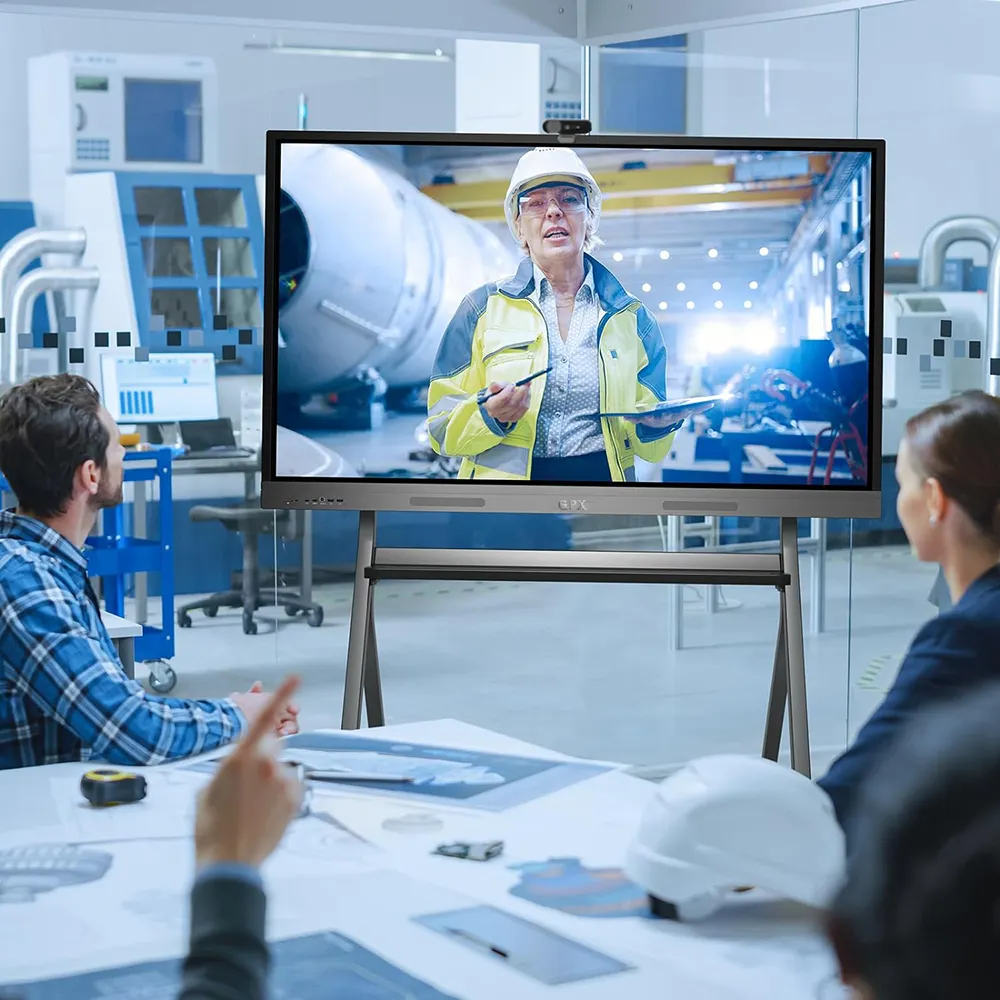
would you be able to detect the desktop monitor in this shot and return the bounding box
[101,351,220,424]
[261,131,885,518]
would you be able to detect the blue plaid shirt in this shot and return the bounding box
[0,511,245,769]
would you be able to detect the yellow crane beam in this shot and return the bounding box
[421,155,829,221]
[447,185,814,222]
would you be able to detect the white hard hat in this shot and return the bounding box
[504,147,602,242]
[624,755,845,921]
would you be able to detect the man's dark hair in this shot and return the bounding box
[0,374,109,518]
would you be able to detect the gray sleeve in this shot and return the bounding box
[179,876,269,1000]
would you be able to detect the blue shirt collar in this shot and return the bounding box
[0,509,89,575]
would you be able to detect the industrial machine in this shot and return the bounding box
[1,52,227,386]
[276,143,517,400]
[624,755,845,921]
[5,57,519,417]
[28,51,219,230]
[881,292,985,454]
[880,217,999,456]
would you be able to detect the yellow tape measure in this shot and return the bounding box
[80,768,147,807]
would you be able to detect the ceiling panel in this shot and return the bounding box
[0,0,580,38]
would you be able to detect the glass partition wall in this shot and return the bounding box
[4,1,969,772]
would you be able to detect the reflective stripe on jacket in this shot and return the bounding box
[427,253,675,481]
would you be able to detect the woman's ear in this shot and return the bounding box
[925,476,947,524]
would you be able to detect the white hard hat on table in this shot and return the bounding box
[504,147,602,242]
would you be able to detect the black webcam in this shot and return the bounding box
[541,118,593,136]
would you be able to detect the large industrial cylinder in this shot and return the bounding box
[277,144,517,396]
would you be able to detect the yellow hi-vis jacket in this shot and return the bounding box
[426,254,676,481]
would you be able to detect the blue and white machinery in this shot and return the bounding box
[6,52,517,406]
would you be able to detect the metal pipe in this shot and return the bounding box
[988,246,1000,397]
[0,228,87,382]
[917,216,1000,289]
[580,45,592,123]
[10,267,99,381]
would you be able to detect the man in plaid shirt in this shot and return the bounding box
[0,374,299,769]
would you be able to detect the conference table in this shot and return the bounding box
[0,719,844,1000]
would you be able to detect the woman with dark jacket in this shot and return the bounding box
[818,390,1000,839]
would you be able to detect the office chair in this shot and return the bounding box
[177,504,323,636]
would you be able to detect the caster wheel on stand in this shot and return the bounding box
[285,606,301,617]
[242,612,258,636]
[178,612,192,628]
[148,662,178,694]
[306,607,324,628]
[203,606,218,618]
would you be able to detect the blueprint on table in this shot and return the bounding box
[4,931,461,999]
[186,732,613,811]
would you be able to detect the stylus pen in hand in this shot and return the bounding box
[482,367,553,400]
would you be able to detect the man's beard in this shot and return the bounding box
[89,478,124,511]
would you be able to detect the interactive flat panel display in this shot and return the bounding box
[261,131,885,518]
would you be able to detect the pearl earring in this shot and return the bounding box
[929,513,938,526]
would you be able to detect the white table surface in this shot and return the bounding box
[99,611,143,640]
[0,719,844,999]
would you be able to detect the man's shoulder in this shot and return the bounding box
[0,535,72,598]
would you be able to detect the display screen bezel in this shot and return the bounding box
[261,129,885,519]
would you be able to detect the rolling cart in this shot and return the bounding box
[86,448,178,693]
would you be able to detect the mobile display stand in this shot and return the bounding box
[341,511,813,777]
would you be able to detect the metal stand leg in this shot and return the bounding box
[364,611,385,727]
[116,637,136,681]
[809,517,827,634]
[762,603,787,761]
[705,517,720,614]
[780,517,811,777]
[666,515,684,652]
[300,510,313,604]
[342,511,377,730]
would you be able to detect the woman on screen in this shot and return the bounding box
[818,390,1000,840]
[426,147,687,483]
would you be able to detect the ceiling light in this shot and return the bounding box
[715,300,724,309]
[707,248,719,258]
[759,247,769,256]
[839,281,851,292]
[712,281,722,291]
[676,281,686,291]
[686,301,695,310]
[658,301,668,311]
[642,282,652,292]
[744,300,752,309]
[749,281,759,290]
[613,251,624,262]
[244,42,451,61]
[659,250,670,260]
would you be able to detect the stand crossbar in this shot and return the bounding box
[341,512,812,776]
